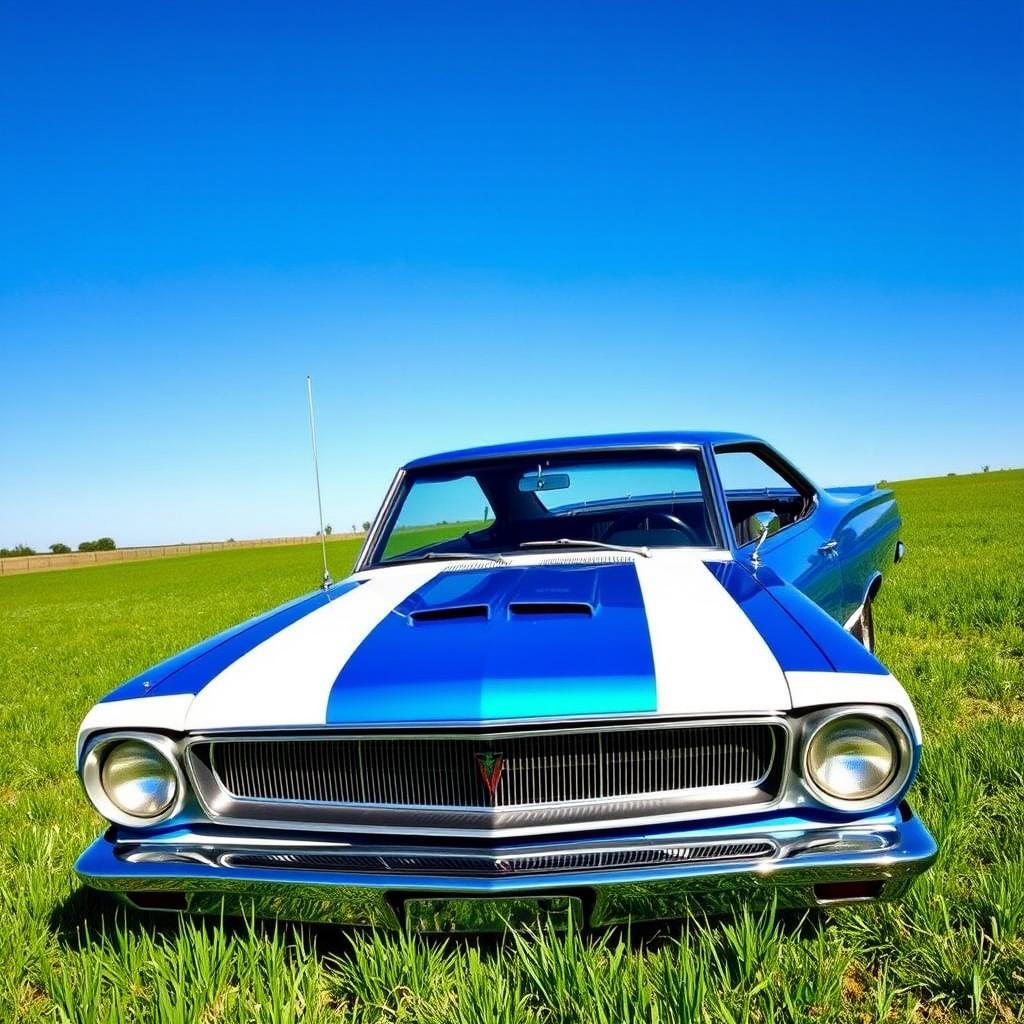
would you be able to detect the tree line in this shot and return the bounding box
[0,538,116,558]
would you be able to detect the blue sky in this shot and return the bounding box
[1,2,1021,549]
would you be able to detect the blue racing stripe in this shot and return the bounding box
[704,561,833,673]
[326,563,657,724]
[101,579,363,702]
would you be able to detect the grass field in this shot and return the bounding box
[1,470,1022,1022]
[382,521,490,561]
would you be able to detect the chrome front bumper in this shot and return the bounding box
[76,806,937,931]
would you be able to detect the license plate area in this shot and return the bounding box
[403,895,583,933]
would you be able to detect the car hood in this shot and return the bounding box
[168,554,816,731]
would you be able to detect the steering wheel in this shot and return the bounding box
[603,511,702,545]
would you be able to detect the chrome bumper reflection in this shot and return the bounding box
[76,807,937,931]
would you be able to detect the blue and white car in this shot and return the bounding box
[76,432,936,931]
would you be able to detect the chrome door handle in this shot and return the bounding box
[818,540,838,555]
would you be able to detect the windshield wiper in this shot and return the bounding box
[387,551,509,566]
[518,539,651,558]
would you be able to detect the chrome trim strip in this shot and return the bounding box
[187,716,788,745]
[120,833,783,863]
[355,468,406,572]
[214,837,781,874]
[183,707,780,735]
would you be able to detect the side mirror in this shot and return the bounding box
[747,510,780,566]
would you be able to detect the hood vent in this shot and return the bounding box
[539,553,635,565]
[439,561,511,573]
[409,605,489,624]
[508,601,594,617]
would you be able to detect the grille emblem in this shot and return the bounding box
[476,752,505,796]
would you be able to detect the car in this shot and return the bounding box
[75,431,936,932]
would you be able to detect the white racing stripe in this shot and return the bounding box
[76,693,195,761]
[184,563,446,731]
[786,671,922,743]
[634,553,792,715]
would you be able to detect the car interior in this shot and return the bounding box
[715,445,816,545]
[467,496,716,551]
[726,490,812,544]
[375,455,720,562]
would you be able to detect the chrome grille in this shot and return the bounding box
[204,724,775,808]
[224,840,776,876]
[188,721,784,835]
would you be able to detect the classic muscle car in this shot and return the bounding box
[76,432,936,931]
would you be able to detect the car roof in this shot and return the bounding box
[403,431,762,469]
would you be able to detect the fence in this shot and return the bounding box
[0,532,363,577]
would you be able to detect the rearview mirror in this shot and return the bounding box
[747,510,780,566]
[519,472,571,493]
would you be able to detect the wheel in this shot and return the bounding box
[856,594,875,654]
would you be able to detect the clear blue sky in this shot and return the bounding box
[1,2,1021,549]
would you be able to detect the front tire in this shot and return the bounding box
[855,595,875,653]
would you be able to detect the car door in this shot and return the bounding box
[713,445,845,621]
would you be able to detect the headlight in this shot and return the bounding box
[101,740,177,817]
[804,713,909,805]
[82,734,184,826]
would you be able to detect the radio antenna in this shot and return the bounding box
[306,375,332,589]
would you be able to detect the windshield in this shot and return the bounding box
[371,450,717,565]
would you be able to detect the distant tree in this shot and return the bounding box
[49,543,71,554]
[982,465,990,473]
[362,521,371,531]
[78,538,116,552]
[351,524,357,533]
[947,472,956,477]
[1,544,36,557]
[324,524,333,535]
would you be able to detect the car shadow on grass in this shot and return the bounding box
[48,882,829,960]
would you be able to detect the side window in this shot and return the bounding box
[715,449,813,545]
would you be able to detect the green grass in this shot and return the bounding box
[1,470,1022,1022]
[382,521,489,561]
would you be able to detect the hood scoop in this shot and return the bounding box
[508,601,594,617]
[325,561,662,725]
[409,605,489,624]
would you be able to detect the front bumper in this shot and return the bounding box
[76,805,937,931]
